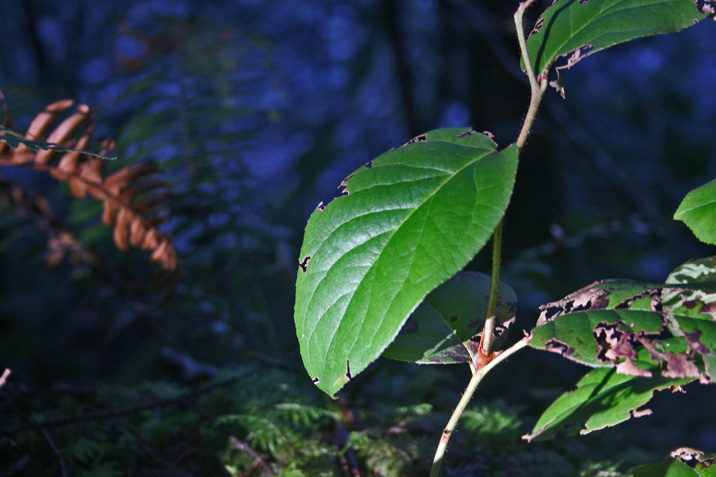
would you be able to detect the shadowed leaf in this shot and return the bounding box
[383,271,516,365]
[524,360,692,442]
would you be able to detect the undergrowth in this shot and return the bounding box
[0,365,626,476]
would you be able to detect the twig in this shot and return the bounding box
[229,436,275,476]
[41,427,68,477]
[430,337,531,476]
[0,371,252,436]
[0,368,10,389]
[447,0,668,233]
[515,1,548,150]
[430,3,543,475]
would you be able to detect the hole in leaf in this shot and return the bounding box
[456,128,477,138]
[544,338,574,357]
[402,134,427,147]
[298,255,311,273]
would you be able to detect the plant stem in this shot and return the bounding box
[515,0,547,150]
[429,337,531,476]
[480,219,503,356]
[429,3,545,475]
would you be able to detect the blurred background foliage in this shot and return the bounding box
[0,0,715,475]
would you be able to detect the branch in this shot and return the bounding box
[0,368,10,390]
[41,428,68,477]
[430,337,531,476]
[0,371,252,436]
[229,436,276,476]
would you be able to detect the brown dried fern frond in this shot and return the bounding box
[0,179,94,268]
[0,99,178,271]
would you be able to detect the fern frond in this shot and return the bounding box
[0,179,94,267]
[274,402,340,428]
[0,100,177,271]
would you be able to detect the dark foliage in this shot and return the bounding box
[0,0,714,475]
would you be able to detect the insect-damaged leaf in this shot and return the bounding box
[383,271,516,365]
[523,0,706,79]
[675,178,716,246]
[524,361,693,442]
[532,278,716,383]
[295,128,518,396]
[633,448,716,477]
[667,256,716,285]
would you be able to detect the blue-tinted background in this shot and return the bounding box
[1,0,715,471]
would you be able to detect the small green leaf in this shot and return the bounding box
[0,127,116,160]
[667,257,716,284]
[383,271,516,365]
[633,449,716,477]
[524,0,705,77]
[295,128,519,396]
[675,178,716,245]
[633,460,696,477]
[524,364,692,442]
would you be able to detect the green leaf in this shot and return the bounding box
[524,0,705,78]
[383,271,516,365]
[0,127,116,160]
[633,449,716,477]
[531,279,716,382]
[530,309,663,368]
[675,178,716,245]
[524,364,692,442]
[667,257,716,284]
[295,128,519,396]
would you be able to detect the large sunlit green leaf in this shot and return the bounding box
[524,0,706,77]
[295,128,518,396]
[675,178,716,245]
[524,361,693,442]
[383,271,516,365]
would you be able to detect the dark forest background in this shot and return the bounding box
[0,0,715,475]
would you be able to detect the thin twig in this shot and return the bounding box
[430,3,543,475]
[0,368,10,389]
[448,0,668,233]
[515,1,547,150]
[0,371,252,436]
[229,436,275,476]
[184,400,275,476]
[41,427,68,477]
[430,337,531,476]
